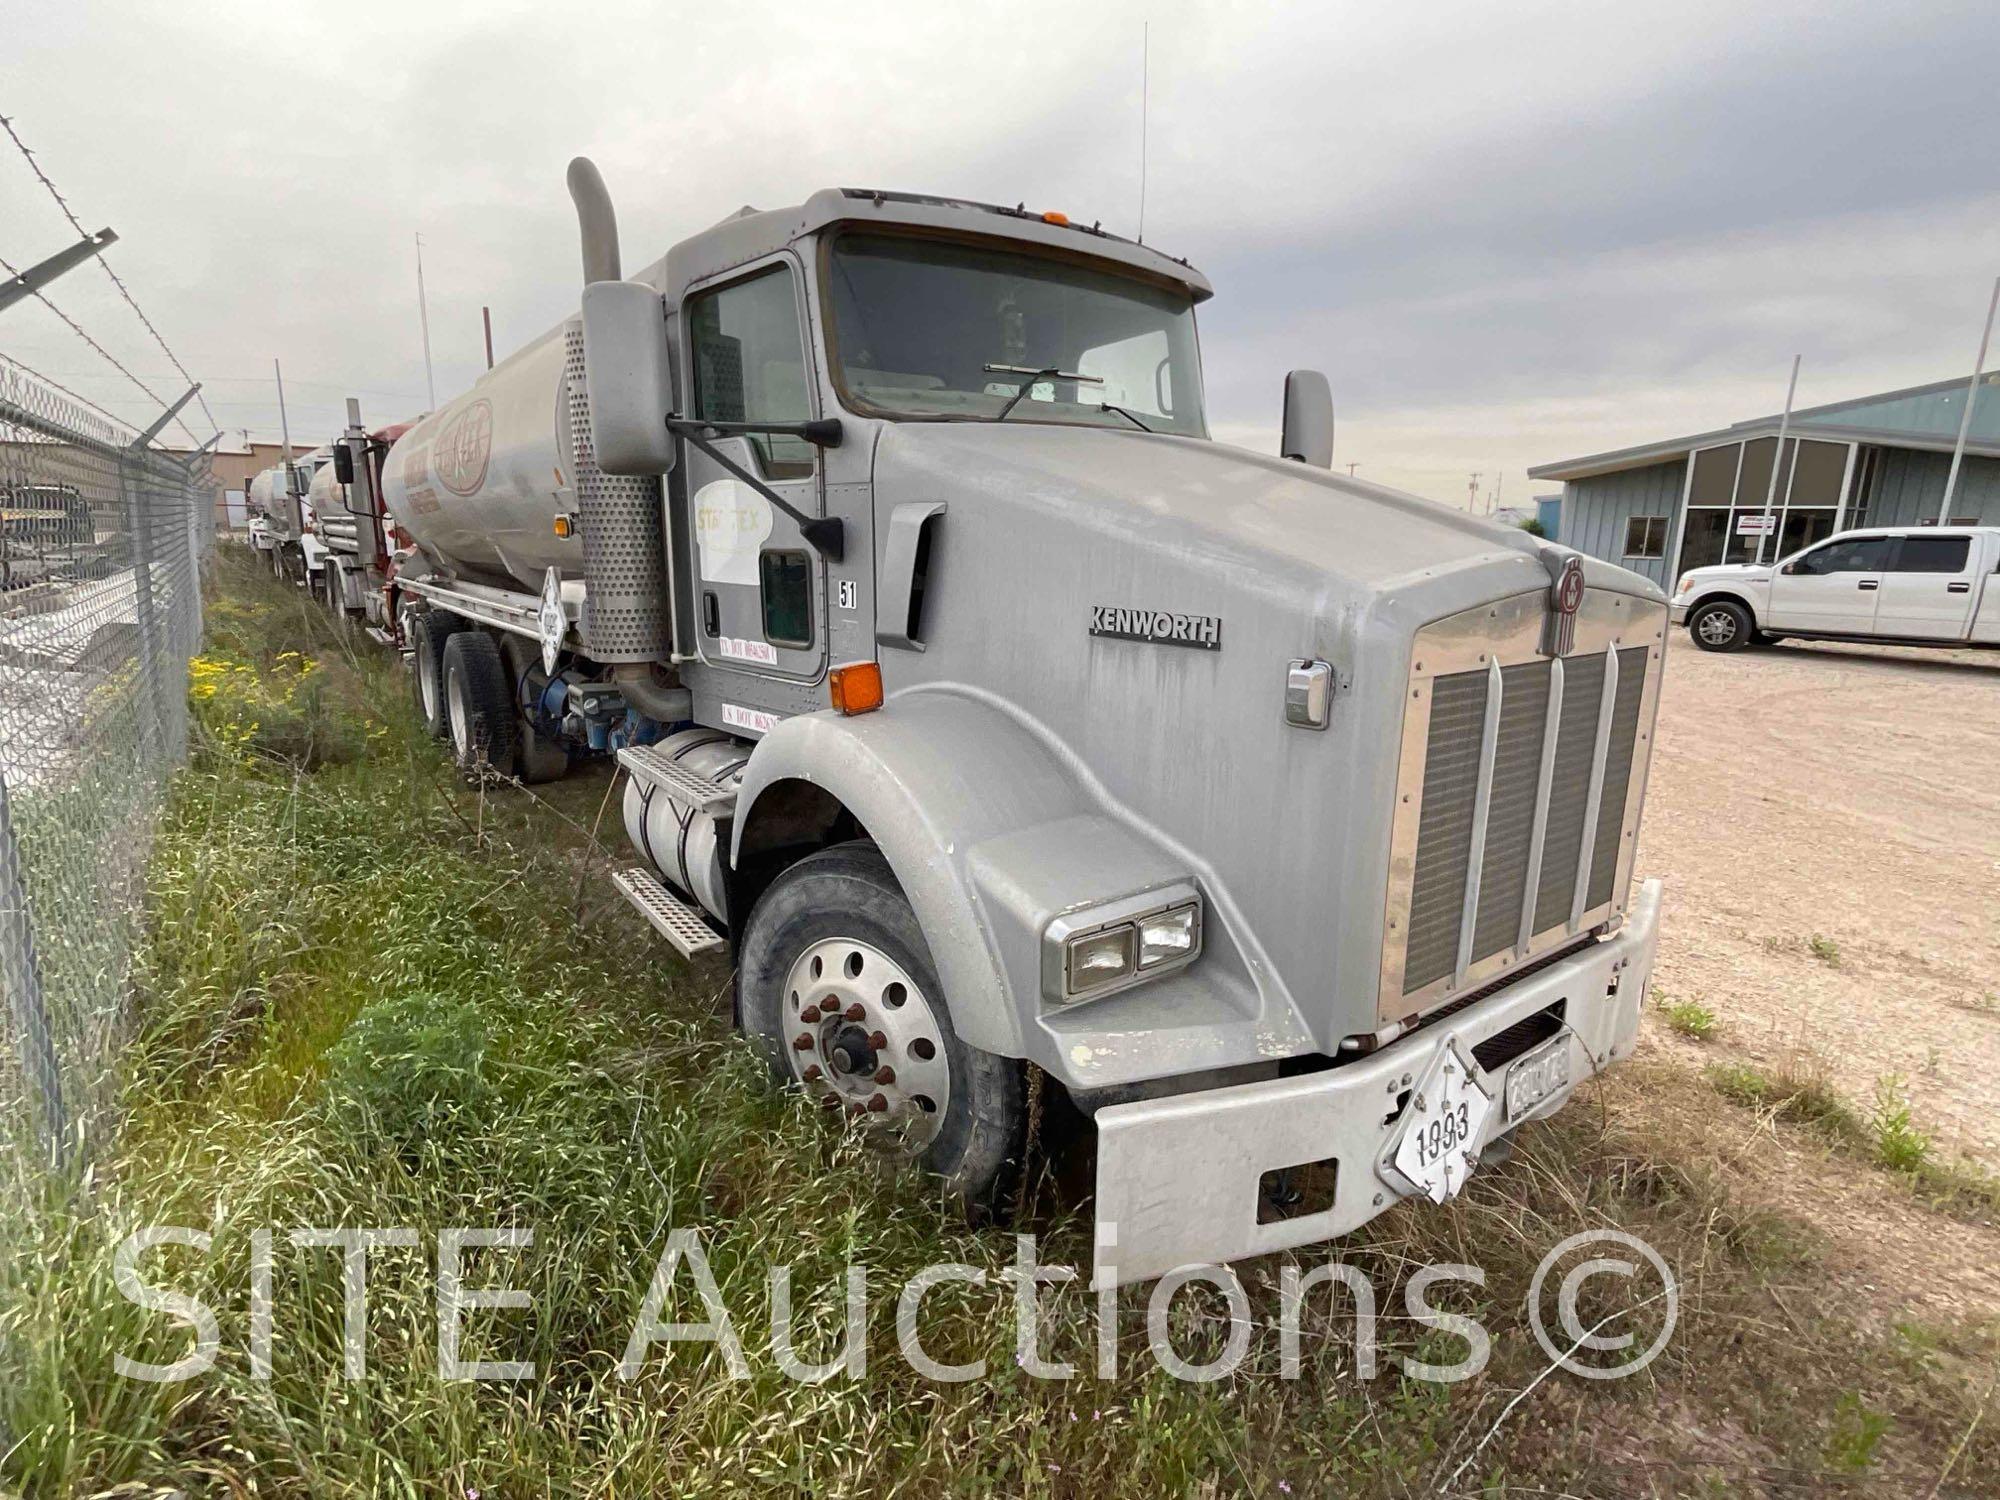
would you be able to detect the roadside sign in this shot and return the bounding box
[1735,514,1777,535]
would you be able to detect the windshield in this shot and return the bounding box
[825,231,1207,437]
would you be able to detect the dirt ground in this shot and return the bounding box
[1637,630,2000,1172]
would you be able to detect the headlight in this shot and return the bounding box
[1138,904,1200,968]
[1045,886,1204,1006]
[1674,574,1694,597]
[1066,925,1138,991]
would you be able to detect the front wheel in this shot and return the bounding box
[738,842,1026,1218]
[1689,599,1752,652]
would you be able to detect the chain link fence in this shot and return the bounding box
[1,362,210,1216]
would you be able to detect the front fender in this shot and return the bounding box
[731,687,1314,1088]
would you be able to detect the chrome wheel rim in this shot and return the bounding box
[1697,609,1736,645]
[418,646,440,723]
[781,937,951,1151]
[447,670,472,760]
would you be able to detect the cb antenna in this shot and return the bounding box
[1137,22,1149,244]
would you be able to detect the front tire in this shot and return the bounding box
[1689,599,1752,652]
[738,842,1026,1218]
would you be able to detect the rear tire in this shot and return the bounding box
[441,630,518,776]
[409,611,459,738]
[1689,599,1752,652]
[738,842,1026,1220]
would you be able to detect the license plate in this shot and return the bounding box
[1391,1046,1492,1205]
[1504,1036,1571,1121]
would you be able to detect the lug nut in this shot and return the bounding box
[821,1094,842,1111]
[849,1102,866,1117]
[844,1003,866,1022]
[792,1033,815,1052]
[869,1031,888,1051]
[874,1065,896,1085]
[801,1005,821,1023]
[802,1064,823,1082]
[866,1093,889,1113]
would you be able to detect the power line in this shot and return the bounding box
[0,109,216,439]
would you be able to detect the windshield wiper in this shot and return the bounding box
[983,362,1103,422]
[1095,402,1154,433]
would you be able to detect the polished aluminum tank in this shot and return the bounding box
[248,465,303,541]
[381,325,575,592]
[382,317,668,660]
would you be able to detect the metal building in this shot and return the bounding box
[1529,372,2000,588]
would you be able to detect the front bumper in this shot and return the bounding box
[1093,878,1662,1285]
[1668,603,1689,625]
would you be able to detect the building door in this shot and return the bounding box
[1874,533,1976,640]
[1765,534,1892,634]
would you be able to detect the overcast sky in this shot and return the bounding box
[5,0,1999,508]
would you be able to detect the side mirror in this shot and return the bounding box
[331,444,355,484]
[1280,369,1334,468]
[580,282,676,475]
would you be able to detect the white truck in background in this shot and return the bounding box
[1674,525,2000,652]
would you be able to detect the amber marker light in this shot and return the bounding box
[1041,210,1070,226]
[828,662,884,716]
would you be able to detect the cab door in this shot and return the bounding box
[682,256,827,682]
[1765,534,1891,634]
[1875,533,1977,640]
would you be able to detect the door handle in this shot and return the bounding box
[1947,581,1971,593]
[1857,579,1878,590]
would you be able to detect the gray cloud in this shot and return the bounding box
[5,0,1997,507]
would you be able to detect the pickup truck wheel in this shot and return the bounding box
[409,612,459,738]
[441,630,518,776]
[739,842,1026,1220]
[1689,599,1752,652]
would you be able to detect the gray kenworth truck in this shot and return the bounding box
[374,159,1667,1284]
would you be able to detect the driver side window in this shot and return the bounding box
[688,264,815,478]
[1796,537,1890,575]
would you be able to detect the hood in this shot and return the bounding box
[875,421,1661,608]
[870,421,1665,1055]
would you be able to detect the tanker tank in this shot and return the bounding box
[381,325,580,592]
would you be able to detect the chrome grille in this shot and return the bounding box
[1380,588,1665,1023]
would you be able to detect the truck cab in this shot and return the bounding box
[382,163,1670,1283]
[1672,525,2000,651]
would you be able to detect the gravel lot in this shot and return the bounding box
[1639,630,2000,1170]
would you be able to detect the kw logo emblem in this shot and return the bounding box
[1540,554,1586,657]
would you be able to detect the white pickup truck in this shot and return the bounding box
[1672,525,2000,652]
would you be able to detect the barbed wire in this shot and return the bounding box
[0,109,211,443]
[0,346,141,434]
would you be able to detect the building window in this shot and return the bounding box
[1623,515,1668,558]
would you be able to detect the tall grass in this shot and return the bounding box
[2,548,1994,1496]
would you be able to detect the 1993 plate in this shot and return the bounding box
[1504,1036,1572,1121]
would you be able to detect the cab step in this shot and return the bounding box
[364,626,399,649]
[610,865,726,958]
[617,743,738,815]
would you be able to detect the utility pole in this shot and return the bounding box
[1754,355,1801,566]
[1137,22,1149,244]
[1346,462,1359,476]
[482,305,495,370]
[273,358,294,465]
[1467,471,1481,513]
[415,232,437,410]
[1940,274,1999,524]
